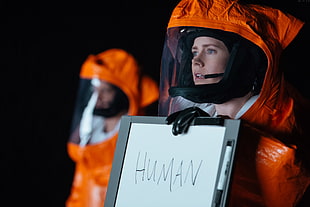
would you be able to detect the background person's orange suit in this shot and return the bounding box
[66,49,159,207]
[165,0,310,206]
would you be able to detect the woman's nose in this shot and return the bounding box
[192,55,204,67]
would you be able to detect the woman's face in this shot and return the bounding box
[95,81,116,109]
[191,36,230,85]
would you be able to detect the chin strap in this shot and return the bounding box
[166,107,210,136]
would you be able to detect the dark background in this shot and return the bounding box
[3,0,310,206]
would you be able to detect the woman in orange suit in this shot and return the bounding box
[66,48,159,207]
[160,0,310,206]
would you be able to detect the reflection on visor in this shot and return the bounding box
[91,78,101,87]
[79,85,99,146]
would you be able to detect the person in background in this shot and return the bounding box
[66,48,159,207]
[159,0,310,206]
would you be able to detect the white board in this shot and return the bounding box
[105,116,240,207]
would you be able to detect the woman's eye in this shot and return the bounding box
[192,48,217,57]
[192,51,198,57]
[206,48,216,54]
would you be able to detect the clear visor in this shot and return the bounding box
[158,27,216,116]
[69,78,98,144]
[69,78,126,145]
[158,27,266,116]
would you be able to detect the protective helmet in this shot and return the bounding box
[158,26,267,115]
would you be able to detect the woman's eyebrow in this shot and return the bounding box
[192,45,198,50]
[192,44,223,50]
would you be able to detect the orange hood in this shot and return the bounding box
[79,48,158,115]
[168,0,309,137]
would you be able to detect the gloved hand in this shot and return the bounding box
[166,107,210,136]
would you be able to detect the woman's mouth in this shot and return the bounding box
[194,73,205,79]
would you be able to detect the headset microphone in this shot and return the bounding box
[204,73,224,79]
[196,73,224,79]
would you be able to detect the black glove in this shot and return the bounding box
[166,107,210,136]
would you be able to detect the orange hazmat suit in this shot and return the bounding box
[163,0,310,206]
[66,48,159,207]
